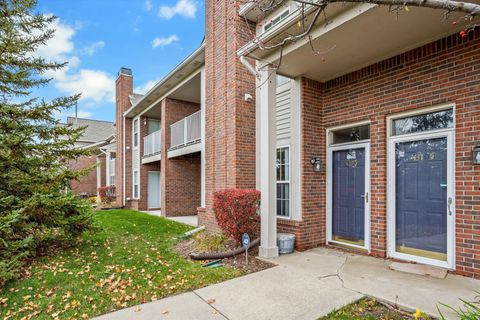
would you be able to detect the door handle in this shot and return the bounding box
[361,192,369,203]
[448,197,453,216]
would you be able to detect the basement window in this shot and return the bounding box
[263,8,290,32]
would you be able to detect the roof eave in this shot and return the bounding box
[124,43,205,118]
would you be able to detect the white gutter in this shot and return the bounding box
[80,134,116,150]
[237,4,316,57]
[124,43,205,117]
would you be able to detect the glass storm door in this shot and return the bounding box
[148,172,161,209]
[395,137,448,260]
[332,147,366,246]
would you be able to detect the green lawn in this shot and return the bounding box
[0,210,242,319]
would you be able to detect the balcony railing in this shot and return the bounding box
[144,130,161,157]
[170,111,201,149]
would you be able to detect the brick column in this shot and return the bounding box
[202,0,257,230]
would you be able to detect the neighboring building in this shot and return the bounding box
[115,1,480,278]
[65,117,116,197]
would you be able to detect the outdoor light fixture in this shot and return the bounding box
[473,146,480,165]
[310,156,322,172]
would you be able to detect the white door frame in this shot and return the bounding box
[147,171,161,209]
[326,141,371,252]
[387,129,455,269]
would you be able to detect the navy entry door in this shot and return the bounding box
[332,148,366,246]
[395,137,448,260]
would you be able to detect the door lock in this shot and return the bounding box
[448,197,453,216]
[361,192,369,203]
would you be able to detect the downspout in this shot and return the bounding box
[240,56,260,79]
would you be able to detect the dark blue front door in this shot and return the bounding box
[395,137,447,259]
[332,148,365,245]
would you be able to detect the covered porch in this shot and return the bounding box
[240,1,480,278]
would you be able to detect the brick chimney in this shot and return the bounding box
[115,67,133,206]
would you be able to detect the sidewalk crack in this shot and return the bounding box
[193,291,230,320]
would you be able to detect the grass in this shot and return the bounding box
[320,298,431,320]
[0,210,242,320]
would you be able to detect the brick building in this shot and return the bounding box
[115,1,480,278]
[66,117,116,197]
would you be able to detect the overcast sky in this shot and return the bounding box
[35,0,205,122]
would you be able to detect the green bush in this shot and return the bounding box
[0,192,94,286]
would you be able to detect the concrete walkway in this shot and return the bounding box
[141,210,199,227]
[95,248,479,320]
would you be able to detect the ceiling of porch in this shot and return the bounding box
[251,3,479,82]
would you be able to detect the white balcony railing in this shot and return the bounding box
[144,130,161,157]
[170,111,201,149]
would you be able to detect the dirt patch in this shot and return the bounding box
[321,297,432,320]
[174,232,275,274]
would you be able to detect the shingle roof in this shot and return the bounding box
[66,117,115,144]
[130,93,144,106]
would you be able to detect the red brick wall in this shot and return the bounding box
[202,0,257,230]
[69,156,98,196]
[115,71,133,206]
[161,98,201,216]
[294,30,480,277]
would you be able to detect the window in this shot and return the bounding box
[276,146,290,218]
[331,124,370,145]
[133,170,139,198]
[277,75,290,87]
[109,175,115,186]
[133,119,139,147]
[264,9,290,32]
[392,109,453,136]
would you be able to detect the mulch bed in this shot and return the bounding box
[174,235,275,274]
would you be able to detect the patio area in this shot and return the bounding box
[96,247,479,319]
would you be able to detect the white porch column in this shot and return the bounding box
[200,68,206,208]
[258,64,278,258]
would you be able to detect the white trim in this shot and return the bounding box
[386,104,455,269]
[132,117,140,199]
[276,145,291,219]
[326,141,371,252]
[326,120,371,146]
[125,45,205,117]
[135,67,203,118]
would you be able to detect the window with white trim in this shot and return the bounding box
[276,146,290,217]
[263,8,290,32]
[132,118,140,198]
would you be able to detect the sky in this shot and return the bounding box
[35,0,205,123]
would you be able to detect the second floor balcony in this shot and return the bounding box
[168,110,201,158]
[143,129,161,163]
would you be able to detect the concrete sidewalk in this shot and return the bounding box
[95,248,480,320]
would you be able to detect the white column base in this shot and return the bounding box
[259,246,279,259]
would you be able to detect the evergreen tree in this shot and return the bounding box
[0,0,94,286]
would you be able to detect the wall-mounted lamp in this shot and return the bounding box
[473,146,480,165]
[310,156,322,172]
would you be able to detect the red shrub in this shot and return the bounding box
[98,185,115,204]
[213,189,260,244]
